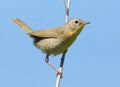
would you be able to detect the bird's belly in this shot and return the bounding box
[35,38,66,55]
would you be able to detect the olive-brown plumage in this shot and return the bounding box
[13,18,89,55]
[12,18,89,73]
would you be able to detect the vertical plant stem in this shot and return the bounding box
[55,0,71,87]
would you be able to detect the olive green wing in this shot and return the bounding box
[30,26,65,38]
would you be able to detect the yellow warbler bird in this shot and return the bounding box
[12,18,90,73]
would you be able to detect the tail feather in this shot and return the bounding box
[12,18,33,33]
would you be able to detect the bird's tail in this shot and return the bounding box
[12,18,33,33]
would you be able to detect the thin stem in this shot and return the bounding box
[55,0,71,87]
[55,50,67,87]
[59,50,67,68]
[63,0,67,16]
[63,0,71,22]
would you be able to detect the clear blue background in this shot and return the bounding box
[0,0,120,87]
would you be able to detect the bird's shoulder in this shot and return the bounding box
[30,26,65,38]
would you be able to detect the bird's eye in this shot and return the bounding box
[74,20,79,25]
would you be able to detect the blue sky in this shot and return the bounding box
[0,0,120,87]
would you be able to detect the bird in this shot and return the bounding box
[12,18,90,75]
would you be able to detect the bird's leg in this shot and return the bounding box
[45,54,59,73]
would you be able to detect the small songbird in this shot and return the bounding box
[12,18,90,74]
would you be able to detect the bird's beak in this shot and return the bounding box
[83,21,90,25]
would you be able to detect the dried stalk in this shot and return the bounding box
[55,0,71,87]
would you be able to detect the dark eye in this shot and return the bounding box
[74,20,79,25]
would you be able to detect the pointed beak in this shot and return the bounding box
[83,21,90,25]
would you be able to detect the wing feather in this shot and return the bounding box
[30,26,65,38]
